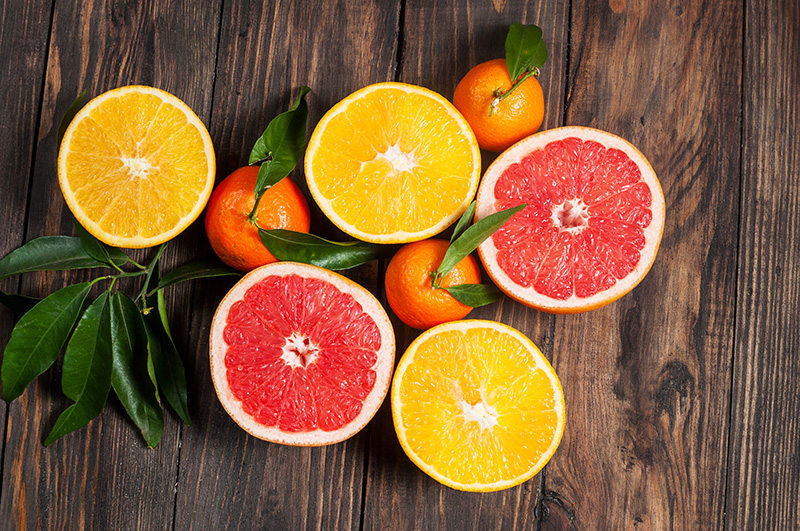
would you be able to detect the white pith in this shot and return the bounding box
[460,399,499,431]
[475,126,666,312]
[121,156,156,179]
[552,198,590,233]
[376,144,419,174]
[209,262,395,446]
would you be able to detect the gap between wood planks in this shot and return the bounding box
[0,0,59,514]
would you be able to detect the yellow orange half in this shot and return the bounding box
[305,82,481,243]
[58,85,215,248]
[391,320,565,491]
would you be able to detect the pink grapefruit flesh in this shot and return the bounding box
[475,126,665,313]
[210,261,395,445]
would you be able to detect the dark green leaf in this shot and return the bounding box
[56,89,87,146]
[0,236,108,279]
[505,23,548,82]
[45,291,113,446]
[450,201,477,244]
[437,204,527,280]
[259,229,391,270]
[154,260,240,293]
[141,289,190,425]
[2,283,93,402]
[443,283,504,307]
[249,86,311,197]
[0,291,41,316]
[110,292,163,447]
[73,217,130,268]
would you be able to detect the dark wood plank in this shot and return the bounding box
[173,2,400,529]
[725,1,800,527]
[361,1,568,529]
[542,0,742,528]
[0,1,222,528]
[0,0,55,521]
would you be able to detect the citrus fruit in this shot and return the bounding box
[392,319,565,491]
[453,58,544,153]
[58,85,215,248]
[204,167,311,272]
[209,261,395,445]
[385,239,481,329]
[305,82,481,244]
[475,126,665,313]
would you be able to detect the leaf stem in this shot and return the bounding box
[137,243,168,302]
[492,68,540,114]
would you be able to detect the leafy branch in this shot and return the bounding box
[491,23,549,114]
[428,201,526,307]
[0,90,240,447]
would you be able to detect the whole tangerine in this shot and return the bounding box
[205,166,310,272]
[385,239,481,330]
[453,58,544,153]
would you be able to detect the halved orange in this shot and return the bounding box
[58,85,216,248]
[305,82,481,243]
[391,320,565,491]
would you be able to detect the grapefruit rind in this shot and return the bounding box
[305,82,481,244]
[391,320,565,492]
[475,126,665,313]
[58,85,216,249]
[209,261,395,446]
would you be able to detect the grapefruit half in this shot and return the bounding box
[476,126,665,313]
[210,262,395,445]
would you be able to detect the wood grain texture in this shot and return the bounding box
[726,0,800,528]
[172,2,400,529]
[0,0,54,517]
[543,0,742,529]
[361,1,568,529]
[0,0,221,529]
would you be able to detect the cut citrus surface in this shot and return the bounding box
[476,126,665,313]
[305,82,481,243]
[392,320,565,492]
[58,85,215,248]
[210,261,395,446]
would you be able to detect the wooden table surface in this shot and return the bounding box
[1,0,798,529]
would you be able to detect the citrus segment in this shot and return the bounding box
[306,82,481,243]
[476,126,665,312]
[392,320,565,491]
[58,85,215,248]
[210,262,395,445]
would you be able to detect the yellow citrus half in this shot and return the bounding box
[391,319,565,492]
[305,82,481,243]
[58,85,216,248]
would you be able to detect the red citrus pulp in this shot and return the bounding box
[210,262,395,445]
[475,126,665,313]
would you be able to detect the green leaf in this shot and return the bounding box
[259,229,391,270]
[0,236,108,279]
[0,291,41,316]
[443,283,504,307]
[56,89,87,146]
[450,201,477,244]
[248,86,311,212]
[505,23,548,82]
[110,292,164,447]
[154,260,240,293]
[436,204,527,281]
[140,289,190,425]
[45,291,113,446]
[1,283,93,402]
[72,218,130,269]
